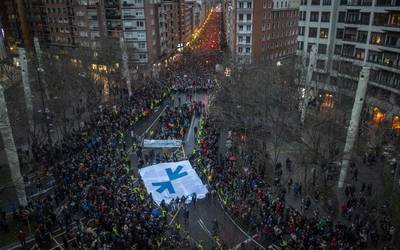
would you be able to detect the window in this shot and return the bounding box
[139,54,146,59]
[297,41,304,50]
[300,11,306,21]
[342,44,355,57]
[239,2,244,8]
[311,0,320,5]
[238,47,243,53]
[309,27,318,37]
[389,13,400,26]
[247,14,251,21]
[246,47,251,53]
[336,28,344,39]
[137,21,144,27]
[246,36,251,43]
[238,36,243,42]
[298,26,305,35]
[334,44,342,55]
[344,28,357,41]
[239,14,243,21]
[247,2,252,8]
[355,49,365,60]
[346,10,359,24]
[321,12,330,22]
[137,32,145,39]
[338,12,346,22]
[310,12,319,22]
[373,12,388,26]
[386,34,400,48]
[320,28,329,38]
[246,25,251,31]
[318,44,327,54]
[322,0,331,5]
[357,31,368,43]
[239,25,243,31]
[360,13,370,25]
[138,42,145,48]
[371,32,385,45]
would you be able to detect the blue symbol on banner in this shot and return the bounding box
[166,165,188,180]
[152,165,188,194]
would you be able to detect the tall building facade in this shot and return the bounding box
[1,0,210,72]
[223,0,299,64]
[297,0,400,117]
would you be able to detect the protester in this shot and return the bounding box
[193,118,398,249]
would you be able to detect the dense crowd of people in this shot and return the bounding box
[195,119,398,249]
[170,72,214,92]
[10,79,202,249]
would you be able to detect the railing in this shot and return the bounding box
[376,0,400,6]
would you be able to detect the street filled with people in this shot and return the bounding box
[1,9,223,250]
[2,6,399,250]
[193,117,398,249]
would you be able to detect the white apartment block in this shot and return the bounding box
[236,0,253,64]
[297,0,400,117]
[122,0,148,64]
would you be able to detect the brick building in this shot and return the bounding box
[1,0,210,73]
[223,0,299,64]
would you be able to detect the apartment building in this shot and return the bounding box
[1,0,209,72]
[223,0,299,64]
[297,0,400,118]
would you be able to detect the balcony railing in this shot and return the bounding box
[347,0,373,6]
[376,0,400,6]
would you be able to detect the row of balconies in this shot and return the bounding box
[338,28,400,49]
[332,58,400,91]
[122,1,144,8]
[338,44,400,70]
[340,0,400,6]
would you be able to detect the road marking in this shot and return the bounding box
[185,114,196,143]
[127,105,168,154]
[140,105,168,138]
[230,234,258,250]
[197,218,212,237]
[212,189,266,249]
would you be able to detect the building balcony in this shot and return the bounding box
[122,1,144,8]
[344,0,373,6]
[375,0,400,6]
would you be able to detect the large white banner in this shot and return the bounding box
[139,160,208,205]
[143,139,183,148]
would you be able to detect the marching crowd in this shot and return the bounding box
[9,79,202,249]
[11,9,397,250]
[170,72,214,93]
[195,119,398,249]
[7,23,223,248]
